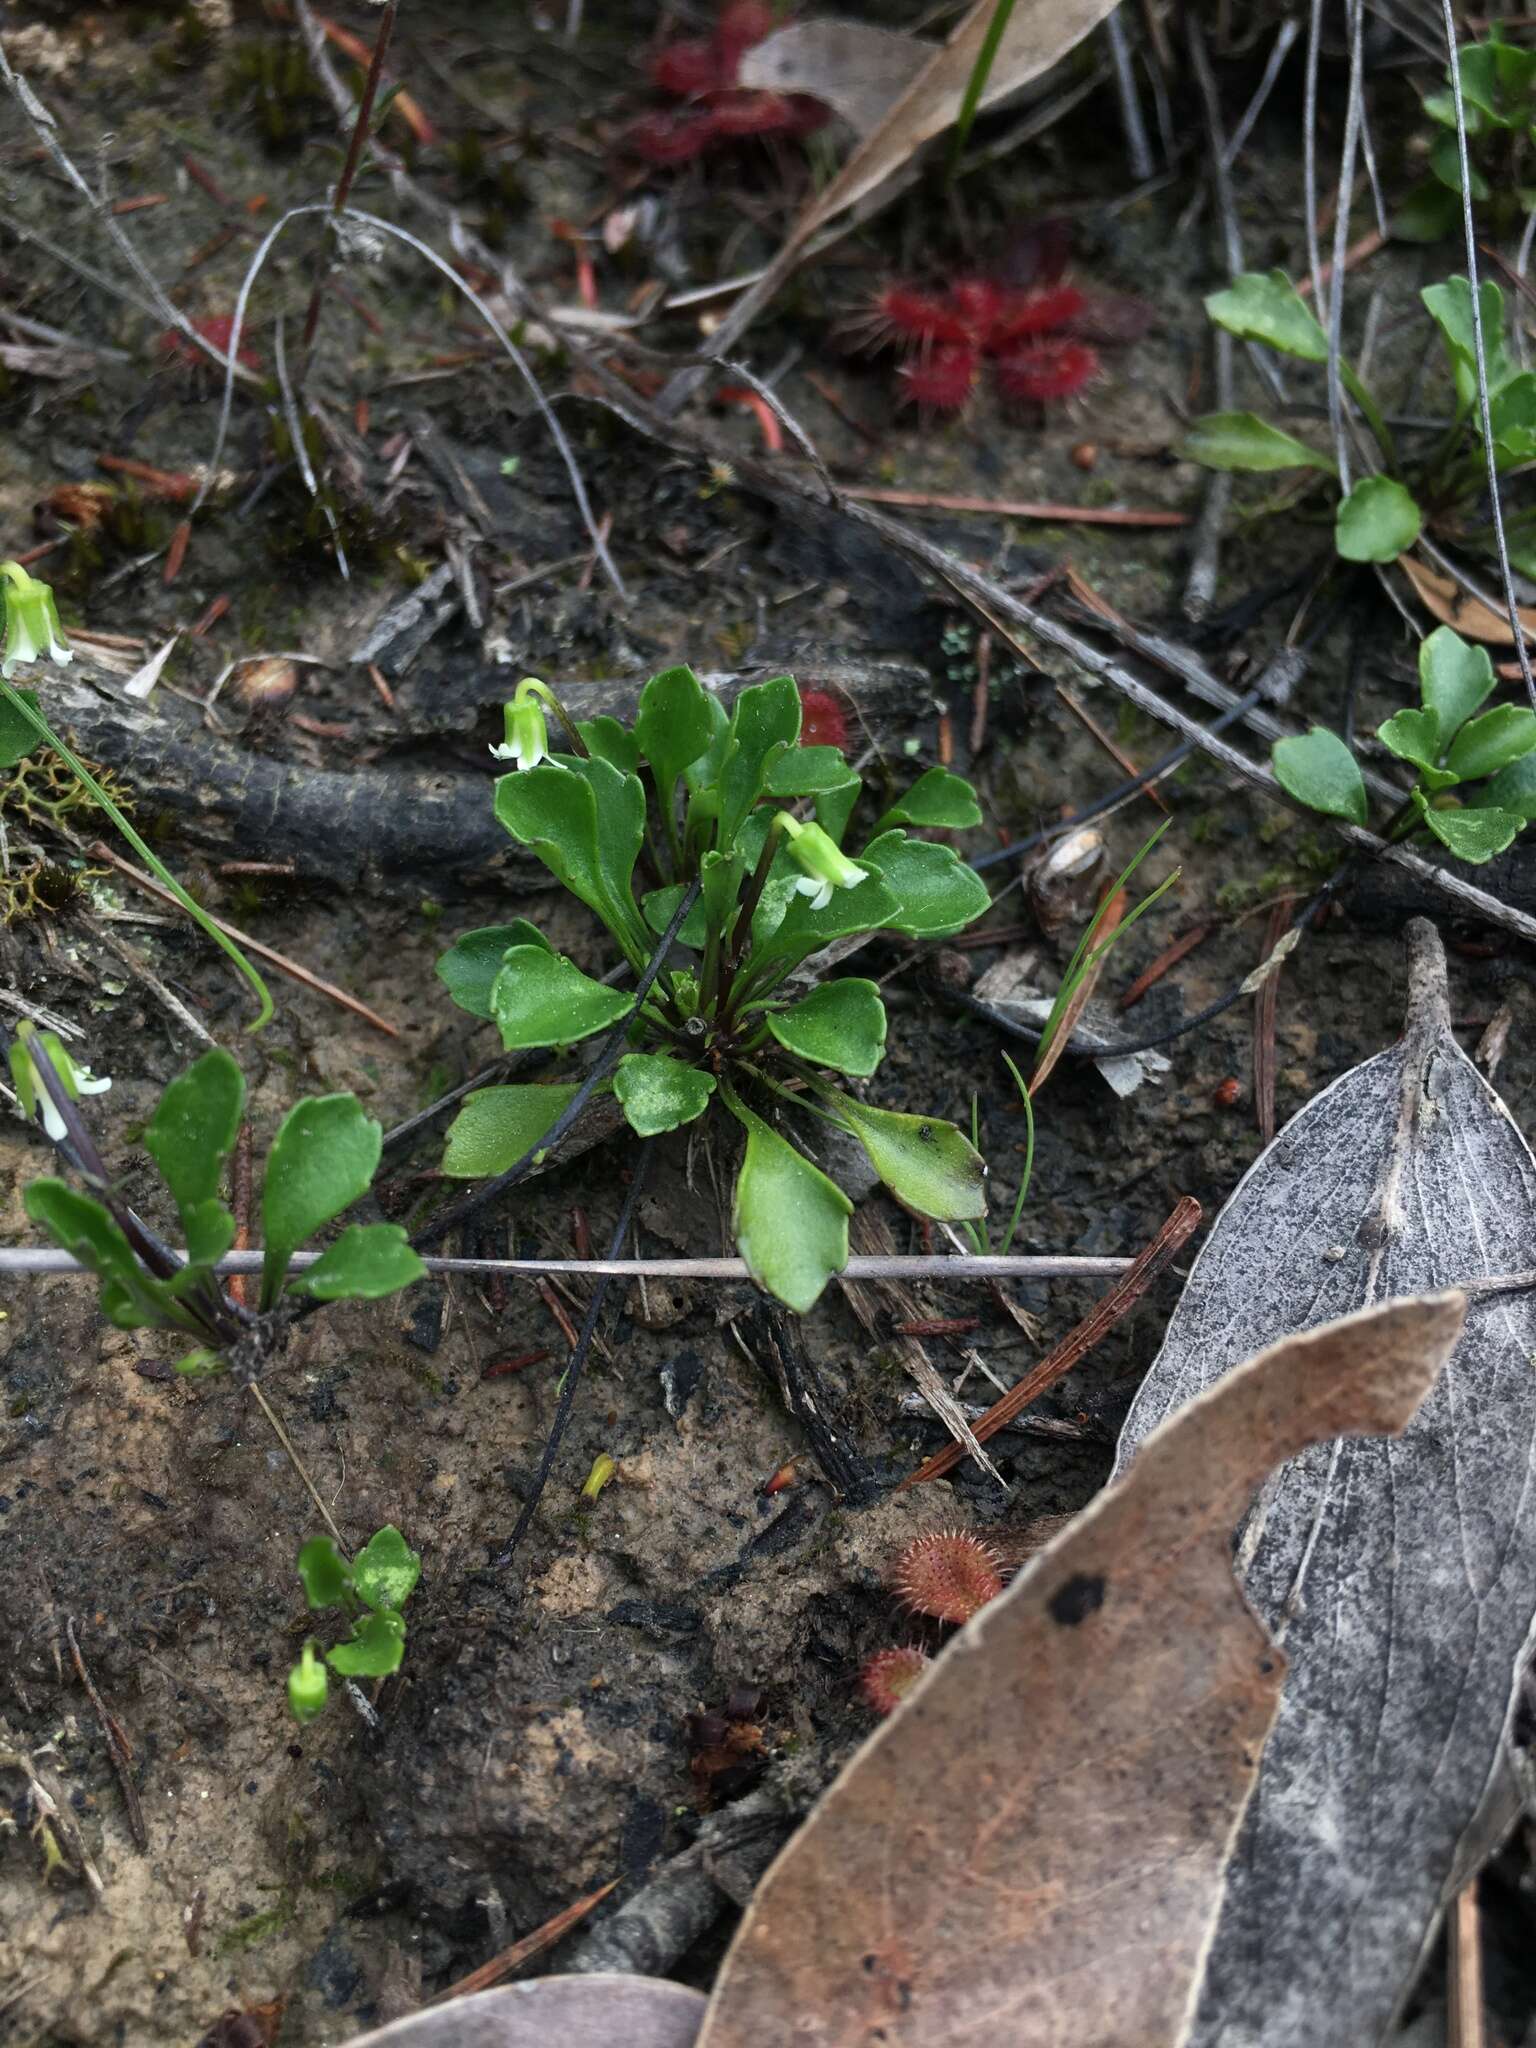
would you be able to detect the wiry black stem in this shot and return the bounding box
[492,1143,654,1568]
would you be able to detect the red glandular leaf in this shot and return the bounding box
[706,88,800,137]
[651,37,732,96]
[992,338,1099,404]
[983,284,1087,351]
[860,284,975,351]
[894,1529,1004,1623]
[715,0,776,59]
[626,111,717,163]
[896,343,980,414]
[799,688,848,750]
[858,1646,931,1716]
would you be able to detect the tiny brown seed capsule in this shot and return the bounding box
[1213,1077,1242,1109]
[1070,441,1098,471]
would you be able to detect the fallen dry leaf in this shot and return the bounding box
[342,1975,707,2048]
[792,0,1124,238]
[1399,553,1536,648]
[698,1291,1465,2048]
[738,20,932,138]
[1115,917,1536,2046]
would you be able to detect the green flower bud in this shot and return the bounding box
[288,1641,329,1725]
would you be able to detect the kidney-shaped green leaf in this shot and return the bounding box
[829,1094,987,1221]
[1377,706,1448,781]
[260,1094,382,1310]
[859,830,990,939]
[1334,476,1422,563]
[1420,626,1496,741]
[442,1082,579,1178]
[767,979,888,1077]
[1205,271,1329,363]
[1445,703,1536,782]
[1272,728,1369,825]
[636,663,719,801]
[1417,797,1524,863]
[726,1094,851,1313]
[614,1052,715,1136]
[289,1222,425,1303]
[353,1525,421,1612]
[436,921,551,1020]
[297,1536,353,1611]
[326,1607,406,1678]
[871,764,984,834]
[490,946,633,1051]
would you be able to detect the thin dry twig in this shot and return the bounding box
[86,842,399,1036]
[65,1616,147,1854]
[426,1881,619,2005]
[897,1195,1203,1487]
[844,487,1188,527]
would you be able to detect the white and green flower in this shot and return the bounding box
[490,676,554,772]
[777,812,868,912]
[8,1026,110,1142]
[2,561,72,680]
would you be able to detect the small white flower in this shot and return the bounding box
[2,561,72,680]
[491,678,552,772]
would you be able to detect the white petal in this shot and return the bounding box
[40,1097,66,1142]
[75,1071,111,1097]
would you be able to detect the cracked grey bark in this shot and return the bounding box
[45,658,929,893]
[1114,919,1536,2048]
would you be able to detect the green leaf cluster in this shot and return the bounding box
[437,667,994,1310]
[1185,267,1536,580]
[1399,32,1536,239]
[22,1047,424,1368]
[290,1525,422,1722]
[1272,626,1534,864]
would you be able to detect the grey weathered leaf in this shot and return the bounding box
[738,21,933,137]
[342,1975,706,2047]
[1114,917,1536,2048]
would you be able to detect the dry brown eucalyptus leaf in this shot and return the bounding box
[697,1291,1465,2048]
[737,20,932,138]
[1115,917,1536,2047]
[793,0,1121,238]
[1400,554,1536,647]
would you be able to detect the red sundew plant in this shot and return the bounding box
[627,1,830,165]
[893,1527,1004,1625]
[858,1645,932,1717]
[797,687,849,750]
[157,312,262,373]
[855,261,1150,419]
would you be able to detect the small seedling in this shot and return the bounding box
[1273,625,1536,864]
[1183,272,1536,583]
[14,1032,424,1377]
[289,1525,422,1724]
[436,666,993,1311]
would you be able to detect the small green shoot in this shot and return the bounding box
[290,1525,422,1722]
[1274,626,1533,863]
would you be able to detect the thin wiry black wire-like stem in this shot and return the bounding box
[1438,0,1536,710]
[411,880,700,1253]
[492,1143,654,1569]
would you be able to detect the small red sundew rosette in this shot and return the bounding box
[859,274,1109,416]
[627,0,830,164]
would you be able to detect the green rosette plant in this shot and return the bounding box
[435,669,993,1312]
